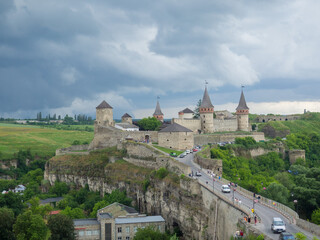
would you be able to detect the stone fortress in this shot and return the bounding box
[171,86,250,133]
[88,86,263,152]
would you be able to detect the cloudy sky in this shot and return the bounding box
[1,0,320,119]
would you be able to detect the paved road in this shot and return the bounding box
[176,152,317,240]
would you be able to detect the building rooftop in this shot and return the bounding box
[153,101,163,115]
[115,216,165,225]
[96,100,113,109]
[180,108,194,114]
[159,123,193,133]
[200,86,214,108]
[122,113,132,118]
[99,212,112,219]
[236,90,249,110]
[40,197,63,205]
[74,219,100,226]
[98,202,138,218]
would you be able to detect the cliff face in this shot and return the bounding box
[45,146,251,240]
[45,158,207,239]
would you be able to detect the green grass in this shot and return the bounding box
[0,123,93,159]
[258,119,320,135]
[152,144,184,155]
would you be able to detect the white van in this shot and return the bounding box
[221,185,231,193]
[271,217,286,233]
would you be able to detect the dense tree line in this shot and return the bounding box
[212,137,320,222]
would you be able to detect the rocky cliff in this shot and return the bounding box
[45,149,251,240]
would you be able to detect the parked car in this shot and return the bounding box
[195,172,202,177]
[170,152,177,157]
[193,148,198,152]
[185,150,191,154]
[279,232,294,240]
[271,217,286,233]
[179,152,187,158]
[221,185,231,193]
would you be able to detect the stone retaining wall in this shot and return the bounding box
[296,219,320,237]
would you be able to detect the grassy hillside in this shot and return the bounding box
[257,112,320,136]
[0,123,94,159]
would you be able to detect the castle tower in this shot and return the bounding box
[121,113,132,124]
[236,89,250,131]
[153,100,164,122]
[96,100,114,126]
[199,86,214,133]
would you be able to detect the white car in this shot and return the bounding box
[271,217,286,233]
[221,185,231,193]
[185,150,191,154]
[195,172,202,177]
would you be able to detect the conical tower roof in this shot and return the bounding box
[122,113,132,118]
[236,90,249,110]
[153,101,163,115]
[200,86,214,108]
[96,100,113,109]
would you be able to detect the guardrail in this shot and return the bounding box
[220,177,298,224]
[198,178,253,220]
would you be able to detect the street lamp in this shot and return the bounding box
[212,178,215,192]
[294,200,298,212]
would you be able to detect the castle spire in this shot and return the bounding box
[200,86,214,108]
[236,89,249,111]
[153,98,164,122]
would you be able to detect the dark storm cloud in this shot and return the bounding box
[1,0,320,118]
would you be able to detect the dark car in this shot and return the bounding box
[279,232,294,240]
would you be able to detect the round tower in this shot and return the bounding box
[199,86,214,133]
[96,100,114,126]
[121,113,132,124]
[236,89,250,131]
[153,100,164,122]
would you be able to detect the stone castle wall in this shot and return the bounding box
[288,149,305,164]
[213,118,238,132]
[255,115,300,123]
[172,118,201,133]
[194,132,265,146]
[124,142,191,175]
[89,124,158,150]
[158,131,194,151]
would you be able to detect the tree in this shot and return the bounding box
[0,191,25,216]
[60,207,85,219]
[48,214,75,240]
[137,117,161,131]
[13,210,48,240]
[49,181,69,196]
[295,232,307,240]
[0,207,15,240]
[259,183,289,205]
[193,99,201,119]
[133,226,168,240]
[311,208,320,225]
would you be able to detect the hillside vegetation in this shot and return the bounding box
[0,123,93,159]
[258,112,320,136]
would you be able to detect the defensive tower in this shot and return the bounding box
[153,100,164,122]
[96,100,114,126]
[199,86,214,133]
[121,113,132,124]
[236,89,250,131]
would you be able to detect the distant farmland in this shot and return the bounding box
[0,123,94,159]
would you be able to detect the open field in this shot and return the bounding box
[0,123,94,159]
